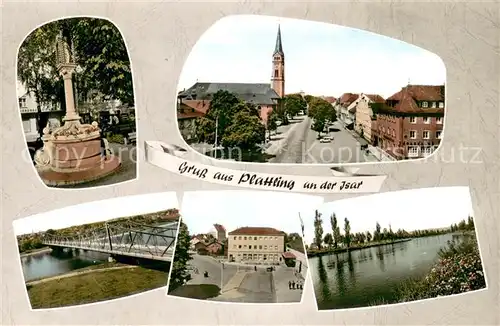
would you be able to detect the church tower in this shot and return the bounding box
[271,25,285,98]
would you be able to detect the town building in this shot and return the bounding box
[370,85,445,160]
[227,227,286,264]
[353,93,386,142]
[336,93,359,128]
[212,224,227,242]
[206,240,223,255]
[176,25,286,137]
[17,82,63,143]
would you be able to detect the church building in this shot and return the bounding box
[177,25,286,128]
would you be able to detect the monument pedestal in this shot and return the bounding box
[35,121,121,187]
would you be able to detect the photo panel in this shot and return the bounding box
[176,15,446,165]
[17,17,137,188]
[166,190,324,304]
[301,187,487,311]
[13,192,179,309]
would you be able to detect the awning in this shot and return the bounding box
[282,251,296,259]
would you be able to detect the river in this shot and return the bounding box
[21,249,110,282]
[20,221,177,282]
[309,233,464,310]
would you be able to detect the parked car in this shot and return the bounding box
[319,136,333,143]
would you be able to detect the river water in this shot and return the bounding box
[21,249,110,282]
[309,234,463,310]
[20,221,178,282]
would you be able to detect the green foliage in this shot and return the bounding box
[307,96,336,136]
[18,235,45,253]
[396,235,485,302]
[266,110,279,135]
[17,17,134,118]
[168,221,193,292]
[323,233,333,248]
[330,213,341,249]
[284,94,307,117]
[194,90,265,150]
[107,133,125,144]
[221,110,266,150]
[343,218,351,248]
[313,210,324,250]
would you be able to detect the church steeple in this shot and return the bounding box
[271,25,285,98]
[273,25,284,56]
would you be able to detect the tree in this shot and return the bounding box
[344,217,351,248]
[313,210,324,250]
[168,221,192,292]
[308,96,336,137]
[467,216,475,230]
[366,231,372,242]
[222,110,266,150]
[373,222,382,241]
[266,110,279,140]
[323,233,333,249]
[330,213,341,249]
[17,18,134,119]
[284,94,307,117]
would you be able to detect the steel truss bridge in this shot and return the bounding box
[42,220,179,262]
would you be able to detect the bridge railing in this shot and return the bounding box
[42,220,179,259]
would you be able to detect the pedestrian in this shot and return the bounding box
[254,265,257,271]
[291,281,295,289]
[288,281,292,289]
[299,282,303,290]
[99,130,106,161]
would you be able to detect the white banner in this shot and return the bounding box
[144,141,387,194]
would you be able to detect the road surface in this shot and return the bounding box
[268,118,378,164]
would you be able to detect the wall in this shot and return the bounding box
[228,234,285,263]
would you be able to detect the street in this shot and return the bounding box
[184,254,304,303]
[267,117,379,164]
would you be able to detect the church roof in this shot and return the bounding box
[273,25,284,56]
[179,82,280,105]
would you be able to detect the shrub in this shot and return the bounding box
[398,236,486,301]
[107,134,125,144]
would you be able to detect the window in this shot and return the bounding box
[410,117,417,124]
[249,245,252,249]
[408,146,419,157]
[436,117,443,124]
[254,237,257,240]
[264,245,267,250]
[275,236,278,240]
[259,245,262,250]
[244,245,247,248]
[439,102,444,108]
[274,245,278,250]
[422,146,433,157]
[423,117,431,124]
[18,97,27,108]
[234,236,237,240]
[243,254,247,260]
[22,120,31,132]
[238,236,241,240]
[423,130,430,139]
[409,130,417,139]
[238,245,242,249]
[263,254,267,260]
[436,130,442,139]
[422,101,428,108]
[431,102,437,108]
[244,236,247,240]
[274,69,279,78]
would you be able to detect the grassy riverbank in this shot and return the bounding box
[27,263,168,309]
[370,234,485,306]
[307,238,412,258]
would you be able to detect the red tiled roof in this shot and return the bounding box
[387,85,444,102]
[228,227,286,236]
[214,224,226,232]
[365,94,385,103]
[182,99,211,114]
[282,251,296,259]
[376,85,445,114]
[339,93,359,107]
[177,103,205,120]
[322,96,337,103]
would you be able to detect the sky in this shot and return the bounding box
[12,192,179,236]
[302,187,475,245]
[181,191,323,236]
[178,15,446,99]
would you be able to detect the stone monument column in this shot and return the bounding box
[60,66,80,122]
